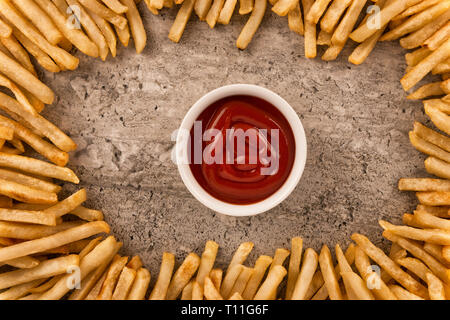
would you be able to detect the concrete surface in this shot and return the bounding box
[40,4,438,274]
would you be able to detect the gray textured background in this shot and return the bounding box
[37,4,436,275]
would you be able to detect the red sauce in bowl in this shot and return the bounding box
[189,95,296,204]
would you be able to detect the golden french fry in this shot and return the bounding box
[0,254,78,290]
[272,0,297,16]
[230,266,253,297]
[409,131,450,163]
[169,0,195,43]
[0,249,40,269]
[0,34,35,74]
[434,59,450,75]
[226,242,253,276]
[406,47,432,67]
[423,242,450,267]
[291,248,318,300]
[209,268,223,291]
[318,245,342,300]
[205,0,225,28]
[417,191,450,206]
[285,237,303,300]
[181,280,193,300]
[0,220,83,240]
[239,0,253,14]
[301,0,316,58]
[416,204,450,218]
[269,248,290,271]
[350,0,423,43]
[401,38,450,91]
[101,0,129,13]
[317,29,332,45]
[442,79,450,94]
[425,21,450,51]
[0,178,57,204]
[0,153,78,183]
[66,0,109,61]
[220,264,244,299]
[381,1,450,41]
[396,257,432,282]
[253,265,287,300]
[351,233,428,298]
[114,17,130,46]
[242,255,272,299]
[306,0,331,23]
[127,256,143,270]
[400,9,450,49]
[414,121,450,152]
[41,237,117,300]
[331,0,367,46]
[218,0,238,24]
[0,208,56,226]
[228,292,243,300]
[96,255,128,300]
[389,284,424,300]
[320,0,351,33]
[408,82,444,99]
[70,206,104,221]
[0,124,12,140]
[383,231,450,284]
[166,252,200,300]
[394,0,441,20]
[0,279,44,300]
[399,178,450,192]
[127,268,151,300]
[0,16,11,37]
[69,241,122,300]
[236,0,266,49]
[443,246,450,263]
[150,0,164,10]
[78,0,128,28]
[0,168,60,194]
[322,43,344,61]
[43,189,87,218]
[149,252,175,300]
[425,157,450,179]
[10,0,63,45]
[28,276,62,294]
[426,272,446,300]
[287,2,304,35]
[304,270,323,299]
[0,221,109,263]
[195,0,213,18]
[191,281,203,300]
[144,0,160,14]
[121,0,146,53]
[341,271,375,300]
[380,219,450,245]
[112,266,136,300]
[204,276,223,300]
[196,240,219,286]
[88,9,117,57]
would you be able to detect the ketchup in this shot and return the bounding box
[189,95,296,204]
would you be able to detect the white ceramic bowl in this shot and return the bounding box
[176,84,307,216]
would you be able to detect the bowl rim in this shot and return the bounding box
[176,84,307,217]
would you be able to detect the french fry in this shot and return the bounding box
[181,280,193,300]
[40,237,117,300]
[144,0,160,14]
[10,0,63,45]
[425,21,450,51]
[166,252,200,300]
[70,206,104,221]
[425,157,450,179]
[272,0,297,17]
[416,204,450,218]
[209,268,223,290]
[68,241,122,300]
[396,257,432,282]
[350,0,423,43]
[0,178,57,204]
[0,254,78,290]
[230,266,253,296]
[0,208,56,226]
[304,270,323,299]
[121,0,146,53]
[1,250,40,269]
[406,47,432,67]
[351,233,428,298]
[414,121,450,152]
[0,220,83,240]
[409,131,450,163]
[306,0,332,23]
[322,43,344,61]
[341,271,375,300]
[253,265,287,300]
[442,79,450,94]
[0,153,79,184]
[112,266,136,300]
[443,246,450,263]
[426,272,445,300]
[423,242,450,267]
[218,0,238,24]
[196,240,219,286]
[101,0,129,13]
[287,1,304,35]
[97,255,128,300]
[400,9,450,49]
[0,50,53,105]
[149,252,175,300]
[195,0,213,18]
[331,0,367,46]
[205,0,225,28]
[291,248,318,300]
[168,0,195,43]
[43,189,86,218]
[417,191,450,206]
[301,0,316,58]
[220,264,243,299]
[285,237,303,300]
[229,292,244,300]
[383,231,450,284]
[318,245,342,300]
[204,276,223,300]
[269,248,290,271]
[380,220,450,245]
[78,0,128,28]
[434,59,450,75]
[389,284,424,300]
[0,34,35,74]
[408,82,444,99]
[114,16,130,46]
[399,178,450,192]
[393,0,441,20]
[226,242,254,276]
[0,125,12,140]
[0,168,60,194]
[0,92,76,152]
[380,1,450,41]
[191,281,203,300]
[0,279,44,300]
[0,16,11,37]
[242,255,272,299]
[236,0,266,49]
[28,276,62,294]
[354,246,397,300]
[127,256,143,270]
[401,38,450,91]
[320,0,352,33]
[239,0,253,14]
[88,9,117,57]
[127,268,151,300]
[0,221,109,263]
